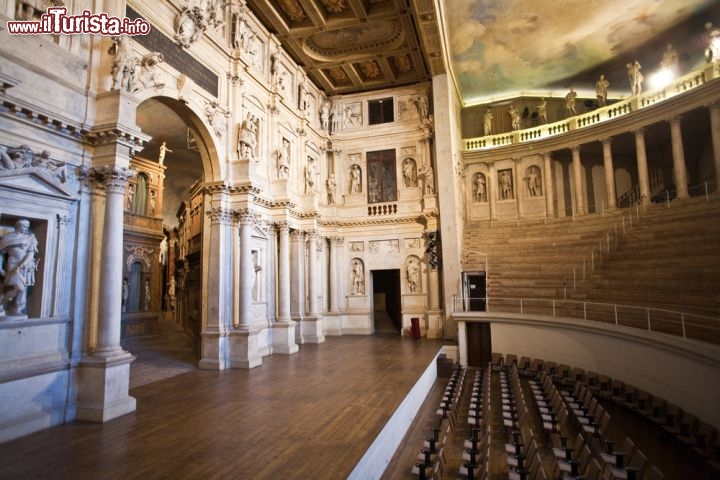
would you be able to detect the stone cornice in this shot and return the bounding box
[317,214,424,227]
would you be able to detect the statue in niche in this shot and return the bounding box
[330,103,342,133]
[537,98,548,123]
[418,161,434,195]
[276,138,290,179]
[159,237,168,265]
[508,104,521,131]
[319,101,331,131]
[499,170,513,200]
[565,88,577,116]
[143,279,150,311]
[304,158,316,193]
[158,141,172,165]
[595,75,609,107]
[326,173,337,204]
[406,257,421,293]
[237,112,259,160]
[351,259,364,295]
[298,81,311,116]
[121,279,129,313]
[232,8,253,51]
[350,164,362,193]
[402,158,417,188]
[167,277,176,310]
[474,173,487,202]
[705,23,720,63]
[414,93,429,121]
[483,109,494,136]
[126,184,135,212]
[149,191,157,217]
[627,60,644,96]
[525,166,542,197]
[0,219,39,317]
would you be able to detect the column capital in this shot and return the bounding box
[88,166,134,194]
[275,221,290,234]
[599,137,613,145]
[569,145,581,153]
[668,115,683,125]
[330,236,344,245]
[306,229,318,239]
[632,128,646,136]
[206,207,234,225]
[235,208,256,226]
[289,229,305,240]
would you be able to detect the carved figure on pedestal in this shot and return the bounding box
[109,35,134,91]
[418,161,434,195]
[406,257,421,293]
[298,81,311,116]
[499,170,513,200]
[276,139,290,179]
[159,237,168,266]
[565,88,577,116]
[525,166,542,197]
[0,219,38,317]
[537,98,548,123]
[350,164,362,193]
[326,173,337,204]
[705,23,720,63]
[304,158,316,193]
[158,141,172,165]
[143,279,150,311]
[237,112,259,160]
[483,109,494,136]
[167,277,176,311]
[508,104,521,131]
[402,158,417,188]
[414,94,429,121]
[121,279,129,313]
[596,75,609,107]
[149,191,157,217]
[330,103,342,133]
[474,173,487,202]
[627,60,644,96]
[351,259,364,295]
[126,184,135,212]
[320,101,331,131]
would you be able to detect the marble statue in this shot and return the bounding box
[627,60,644,96]
[304,158,316,193]
[351,259,364,295]
[149,191,157,216]
[499,170,513,200]
[414,94,429,121]
[298,81,311,116]
[406,257,421,293]
[159,237,168,265]
[143,279,150,311]
[402,158,417,188]
[108,35,134,92]
[526,166,541,197]
[0,145,33,169]
[330,103,342,133]
[565,88,577,115]
[233,9,253,51]
[320,101,331,131]
[706,23,720,63]
[508,104,521,131]
[343,104,360,128]
[277,139,290,179]
[237,112,258,160]
[483,109,494,136]
[350,164,361,193]
[596,75,609,107]
[126,184,135,212]
[167,277,176,299]
[33,151,67,183]
[121,279,128,313]
[418,161,434,195]
[137,52,165,91]
[474,173,486,202]
[326,173,337,204]
[205,101,228,139]
[0,219,38,317]
[537,98,547,123]
[158,141,172,165]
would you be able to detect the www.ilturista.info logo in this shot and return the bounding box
[7,7,150,36]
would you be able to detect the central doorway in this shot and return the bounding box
[372,269,401,334]
[463,272,486,311]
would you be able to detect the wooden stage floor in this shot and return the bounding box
[0,332,447,480]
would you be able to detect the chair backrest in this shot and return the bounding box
[584,458,603,480]
[629,449,648,472]
[643,465,664,480]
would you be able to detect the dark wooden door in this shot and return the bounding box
[466,322,491,367]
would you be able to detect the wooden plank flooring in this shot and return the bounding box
[0,330,447,480]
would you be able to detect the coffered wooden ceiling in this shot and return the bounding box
[244,0,444,95]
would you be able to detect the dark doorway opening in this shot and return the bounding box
[372,269,401,334]
[466,322,492,367]
[463,272,486,311]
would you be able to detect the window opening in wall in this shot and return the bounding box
[368,97,394,125]
[367,149,397,203]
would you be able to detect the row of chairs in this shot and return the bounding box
[459,367,492,480]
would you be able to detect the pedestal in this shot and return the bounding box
[426,310,444,338]
[300,315,326,344]
[324,312,342,336]
[271,321,299,354]
[198,330,229,370]
[228,326,263,369]
[76,353,136,422]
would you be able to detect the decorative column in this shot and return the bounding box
[289,229,306,343]
[425,230,443,338]
[570,146,585,215]
[542,153,556,218]
[634,129,650,206]
[271,222,298,354]
[76,166,136,423]
[52,214,72,317]
[325,236,343,335]
[669,116,689,199]
[302,230,325,344]
[601,139,617,210]
[229,209,263,368]
[513,157,523,218]
[488,162,497,221]
[709,103,720,187]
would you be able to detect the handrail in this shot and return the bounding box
[450,295,720,344]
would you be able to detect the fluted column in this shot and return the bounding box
[513,157,522,218]
[488,162,497,221]
[276,222,291,322]
[52,214,72,317]
[634,130,650,205]
[307,230,319,316]
[601,139,617,209]
[289,229,305,322]
[238,210,254,327]
[94,167,133,357]
[669,116,689,199]
[570,146,585,215]
[542,153,555,217]
[328,237,342,313]
[709,103,720,186]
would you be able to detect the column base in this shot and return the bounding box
[76,352,136,423]
[271,321,299,354]
[300,315,326,344]
[228,326,263,369]
[198,330,229,370]
[426,310,444,338]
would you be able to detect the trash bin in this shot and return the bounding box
[410,317,421,340]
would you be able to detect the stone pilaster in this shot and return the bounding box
[669,116,689,199]
[600,139,617,210]
[542,153,555,217]
[302,230,325,344]
[271,222,298,354]
[570,146,585,215]
[289,229,306,343]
